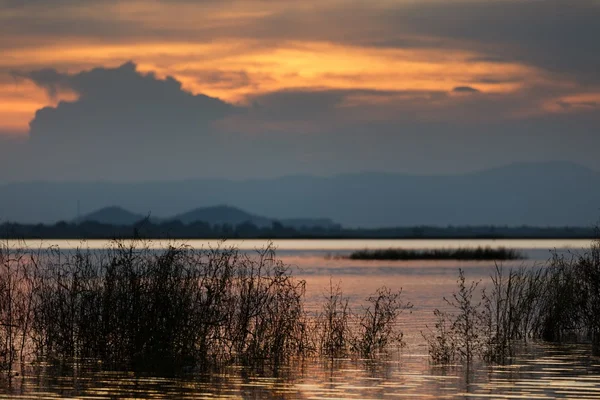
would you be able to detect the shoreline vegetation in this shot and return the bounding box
[0,239,411,374]
[347,246,525,261]
[0,235,598,375]
[0,220,597,240]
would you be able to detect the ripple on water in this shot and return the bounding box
[3,343,598,399]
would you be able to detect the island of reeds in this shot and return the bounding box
[348,246,524,260]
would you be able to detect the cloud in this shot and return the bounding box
[4,63,247,180]
[452,86,479,94]
[22,62,235,143]
[1,61,599,183]
[3,0,597,135]
[385,0,600,85]
[13,68,69,99]
[195,70,252,90]
[2,0,598,85]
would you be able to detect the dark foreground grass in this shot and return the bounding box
[424,237,600,365]
[0,239,410,375]
[348,246,525,261]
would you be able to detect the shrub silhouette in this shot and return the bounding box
[425,236,600,364]
[0,239,411,374]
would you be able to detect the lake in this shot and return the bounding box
[1,238,599,399]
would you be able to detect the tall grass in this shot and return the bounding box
[0,240,45,372]
[32,241,313,371]
[315,281,352,357]
[314,281,412,358]
[0,240,312,372]
[425,237,600,364]
[0,239,410,374]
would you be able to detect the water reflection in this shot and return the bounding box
[1,344,599,399]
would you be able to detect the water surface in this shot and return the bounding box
[1,239,597,399]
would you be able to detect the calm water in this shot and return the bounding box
[2,238,599,399]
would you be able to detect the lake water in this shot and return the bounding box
[1,238,599,399]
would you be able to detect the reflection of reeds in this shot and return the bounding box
[348,247,524,260]
[425,236,600,365]
[0,239,411,374]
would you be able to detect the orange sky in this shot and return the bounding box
[1,0,599,135]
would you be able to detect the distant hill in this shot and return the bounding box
[74,206,146,225]
[170,205,273,227]
[1,161,600,227]
[72,204,340,229]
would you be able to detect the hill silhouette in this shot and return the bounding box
[75,206,147,225]
[75,204,340,230]
[1,161,599,227]
[170,205,273,227]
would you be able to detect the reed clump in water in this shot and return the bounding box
[425,237,600,364]
[537,239,600,348]
[314,281,412,359]
[0,239,411,374]
[422,269,483,364]
[314,281,352,358]
[353,286,412,357]
[348,247,524,261]
[0,240,312,372]
[0,241,43,372]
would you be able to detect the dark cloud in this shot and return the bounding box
[224,1,600,85]
[248,89,347,120]
[22,62,234,143]
[13,68,68,98]
[556,100,599,111]
[385,0,600,84]
[241,86,554,126]
[5,63,246,180]
[1,62,599,183]
[452,86,479,94]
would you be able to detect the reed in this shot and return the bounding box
[314,281,411,358]
[0,239,410,374]
[352,287,412,357]
[315,280,352,357]
[425,236,600,364]
[0,240,311,372]
[348,247,524,261]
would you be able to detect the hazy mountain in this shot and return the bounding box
[170,205,273,227]
[1,161,599,227]
[73,204,339,229]
[74,206,146,225]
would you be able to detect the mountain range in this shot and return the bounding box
[1,161,599,227]
[74,205,340,229]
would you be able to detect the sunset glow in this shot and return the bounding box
[1,0,596,135]
[0,38,556,133]
[0,0,598,181]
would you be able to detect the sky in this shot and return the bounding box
[0,0,599,182]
